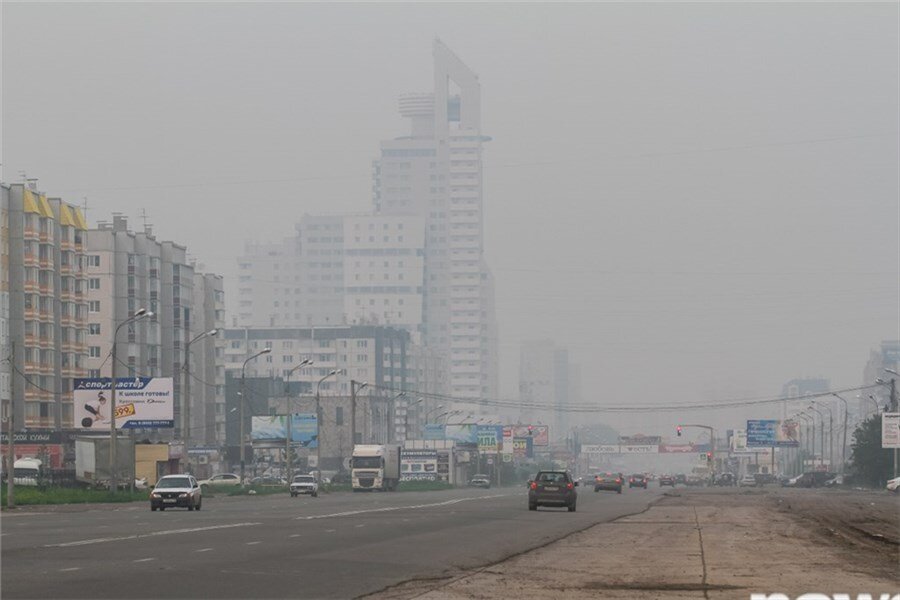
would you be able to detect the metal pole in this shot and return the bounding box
[240,368,246,484]
[315,386,321,479]
[891,379,897,477]
[6,342,15,508]
[110,330,118,492]
[833,394,849,474]
[184,340,191,467]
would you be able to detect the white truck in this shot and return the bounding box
[351,444,401,492]
[75,437,135,488]
[13,458,43,486]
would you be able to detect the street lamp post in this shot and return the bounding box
[110,308,153,492]
[883,371,898,477]
[806,405,825,468]
[831,393,850,473]
[810,400,834,470]
[240,347,271,484]
[182,328,218,465]
[676,424,717,477]
[284,359,313,479]
[350,380,368,450]
[315,369,340,482]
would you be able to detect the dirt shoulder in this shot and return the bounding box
[367,488,899,600]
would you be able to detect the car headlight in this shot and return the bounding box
[178,493,188,498]
[151,493,161,498]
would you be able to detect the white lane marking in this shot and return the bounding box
[59,567,80,572]
[45,522,262,548]
[289,534,302,538]
[355,524,365,528]
[194,548,214,553]
[294,494,511,521]
[133,558,156,563]
[324,529,336,533]
[246,541,261,545]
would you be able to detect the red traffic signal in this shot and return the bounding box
[527,425,534,436]
[706,452,712,462]
[676,426,682,437]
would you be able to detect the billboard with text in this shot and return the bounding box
[74,378,173,429]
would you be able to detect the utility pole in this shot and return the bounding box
[892,378,897,477]
[832,393,850,474]
[6,343,15,508]
[351,380,368,451]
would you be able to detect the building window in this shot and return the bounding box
[88,323,101,335]
[88,255,100,267]
[88,278,101,290]
[335,406,343,426]
[89,346,101,358]
[89,301,100,312]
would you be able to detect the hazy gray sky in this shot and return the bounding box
[3,2,898,433]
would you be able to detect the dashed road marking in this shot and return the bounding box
[294,494,511,521]
[59,567,80,572]
[45,522,262,548]
[289,534,302,538]
[133,558,156,563]
[325,529,336,533]
[246,541,261,545]
[194,548,214,553]
[355,524,366,528]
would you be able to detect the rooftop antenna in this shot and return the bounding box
[81,197,89,224]
[139,208,152,235]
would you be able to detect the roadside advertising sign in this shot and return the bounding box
[512,425,549,446]
[513,437,533,458]
[776,420,800,447]
[746,420,777,447]
[445,424,478,444]
[476,425,503,453]
[502,426,514,454]
[882,413,900,449]
[74,378,174,429]
[658,444,699,453]
[424,424,445,440]
[619,435,661,446]
[400,449,438,481]
[581,444,619,454]
[250,414,318,448]
[731,429,749,452]
[621,444,658,454]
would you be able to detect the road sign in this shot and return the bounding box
[882,413,900,449]
[746,420,777,447]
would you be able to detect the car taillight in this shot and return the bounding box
[530,482,537,490]
[566,482,574,490]
[630,478,634,483]
[616,479,621,484]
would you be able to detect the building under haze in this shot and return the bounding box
[85,215,226,447]
[519,340,578,442]
[861,340,899,418]
[236,40,497,408]
[3,183,89,430]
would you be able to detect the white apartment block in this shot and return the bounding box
[519,340,577,443]
[85,215,225,446]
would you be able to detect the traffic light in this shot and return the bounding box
[527,425,534,436]
[676,426,682,437]
[706,452,712,463]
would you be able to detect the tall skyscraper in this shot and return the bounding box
[373,39,498,404]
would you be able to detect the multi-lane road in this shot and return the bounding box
[1,485,664,599]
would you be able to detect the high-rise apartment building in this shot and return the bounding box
[1,187,9,418]
[519,340,577,442]
[233,41,496,406]
[862,341,899,418]
[4,183,89,429]
[85,215,225,446]
[372,40,498,404]
[191,273,226,447]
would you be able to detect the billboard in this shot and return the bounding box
[445,424,477,444]
[476,425,503,453]
[619,435,661,446]
[882,413,900,449]
[512,425,549,446]
[621,444,658,454]
[400,449,438,481]
[250,414,317,448]
[581,444,620,454]
[423,424,445,441]
[747,419,798,447]
[513,437,533,458]
[74,378,173,429]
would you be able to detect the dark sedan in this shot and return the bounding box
[594,472,623,493]
[528,471,578,512]
[628,474,648,489]
[658,475,676,487]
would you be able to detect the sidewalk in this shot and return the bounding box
[368,489,899,600]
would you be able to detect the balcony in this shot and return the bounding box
[60,263,74,276]
[24,307,38,320]
[25,389,40,400]
[39,362,54,374]
[38,336,55,350]
[24,254,39,268]
[39,258,54,271]
[39,231,52,243]
[60,239,75,252]
[24,227,40,242]
[24,281,39,293]
[24,333,37,346]
[24,360,40,374]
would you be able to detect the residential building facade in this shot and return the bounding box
[4,183,89,430]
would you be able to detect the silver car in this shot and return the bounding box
[290,474,319,497]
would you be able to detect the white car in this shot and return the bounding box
[738,474,757,487]
[150,475,202,511]
[887,476,900,493]
[198,473,242,488]
[290,474,319,497]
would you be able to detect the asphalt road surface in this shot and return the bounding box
[1,485,665,599]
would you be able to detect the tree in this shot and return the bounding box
[848,415,893,487]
